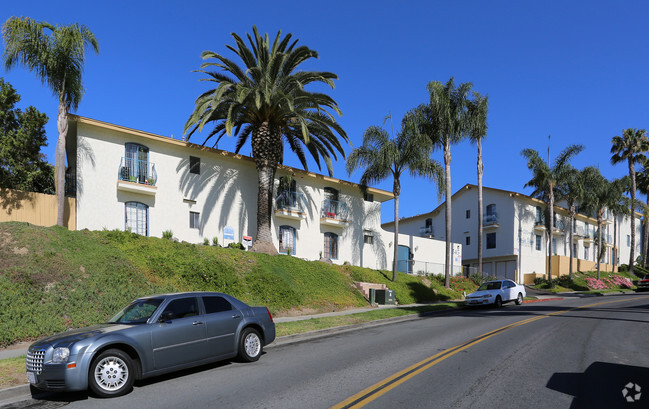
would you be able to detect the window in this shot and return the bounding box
[585,246,589,260]
[573,243,578,255]
[486,232,496,249]
[465,236,470,246]
[535,234,542,251]
[552,238,557,255]
[202,296,232,314]
[535,206,543,224]
[364,192,374,202]
[160,297,199,321]
[324,232,338,259]
[627,235,631,247]
[123,143,150,184]
[125,201,148,236]
[189,156,200,175]
[279,225,296,255]
[364,235,374,245]
[466,210,470,219]
[486,204,497,223]
[190,211,200,229]
[323,187,340,217]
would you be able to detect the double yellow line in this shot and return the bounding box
[331,296,648,409]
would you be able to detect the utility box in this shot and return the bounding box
[374,289,395,305]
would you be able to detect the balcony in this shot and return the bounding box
[534,219,546,231]
[552,219,565,235]
[583,231,595,246]
[320,199,349,227]
[274,192,306,220]
[483,213,499,229]
[419,226,434,237]
[572,226,585,240]
[117,157,157,195]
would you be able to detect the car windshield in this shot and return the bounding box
[108,298,163,324]
[478,281,502,291]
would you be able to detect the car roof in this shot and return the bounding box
[138,291,229,300]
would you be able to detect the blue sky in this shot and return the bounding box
[2,1,648,223]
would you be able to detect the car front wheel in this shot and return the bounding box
[515,293,523,305]
[238,328,263,362]
[88,349,134,398]
[494,296,502,308]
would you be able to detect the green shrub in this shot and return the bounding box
[227,242,245,250]
[203,238,210,246]
[212,236,218,246]
[162,230,173,240]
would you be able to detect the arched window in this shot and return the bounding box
[125,201,148,236]
[486,204,497,224]
[279,225,296,255]
[324,232,338,259]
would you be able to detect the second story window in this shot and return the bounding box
[189,156,200,174]
[486,232,496,249]
[466,210,470,219]
[486,204,497,224]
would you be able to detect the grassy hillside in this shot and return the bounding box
[0,222,463,347]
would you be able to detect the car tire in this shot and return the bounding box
[238,328,263,362]
[494,296,502,308]
[88,349,134,398]
[515,293,523,305]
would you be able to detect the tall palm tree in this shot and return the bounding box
[611,128,649,275]
[557,166,585,279]
[2,16,99,226]
[521,144,583,280]
[184,26,348,254]
[636,159,649,268]
[347,113,444,281]
[581,169,625,278]
[467,92,488,276]
[607,176,631,269]
[415,77,473,287]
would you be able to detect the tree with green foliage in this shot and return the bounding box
[556,166,585,279]
[184,26,348,255]
[0,78,53,194]
[347,113,444,282]
[610,128,649,276]
[521,143,583,280]
[635,159,649,268]
[467,92,488,276]
[414,77,474,288]
[606,176,631,268]
[581,168,626,278]
[2,16,99,226]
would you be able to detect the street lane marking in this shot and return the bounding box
[331,296,649,409]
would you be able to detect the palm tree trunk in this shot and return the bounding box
[444,138,452,288]
[614,215,618,267]
[597,216,603,279]
[569,206,574,279]
[55,99,67,227]
[548,184,554,281]
[629,159,637,275]
[392,192,400,282]
[643,195,649,268]
[477,138,483,276]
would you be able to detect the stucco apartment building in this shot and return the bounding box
[64,115,461,272]
[384,184,642,284]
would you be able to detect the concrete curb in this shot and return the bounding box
[0,384,30,406]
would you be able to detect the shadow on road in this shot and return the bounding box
[547,361,647,408]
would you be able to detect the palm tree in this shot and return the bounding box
[415,77,473,287]
[636,159,649,268]
[557,166,585,279]
[611,128,649,275]
[184,26,348,254]
[347,113,444,281]
[467,92,488,276]
[581,169,625,278]
[521,143,583,280]
[2,17,99,226]
[607,176,631,269]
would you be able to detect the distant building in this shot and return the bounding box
[383,184,641,284]
[64,115,461,272]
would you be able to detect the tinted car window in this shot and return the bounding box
[202,296,232,314]
[478,281,502,291]
[160,297,199,321]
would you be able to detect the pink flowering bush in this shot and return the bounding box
[584,276,633,290]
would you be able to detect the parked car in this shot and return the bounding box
[633,274,649,292]
[465,279,526,308]
[26,292,275,398]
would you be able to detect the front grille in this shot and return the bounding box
[26,350,46,374]
[46,380,66,389]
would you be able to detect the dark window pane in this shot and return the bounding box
[161,298,199,320]
[202,296,232,314]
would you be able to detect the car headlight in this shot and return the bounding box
[52,347,70,363]
[483,294,492,298]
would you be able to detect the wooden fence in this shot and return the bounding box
[0,189,76,229]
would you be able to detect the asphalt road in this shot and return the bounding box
[7,294,649,409]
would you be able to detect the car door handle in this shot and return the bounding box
[232,314,241,319]
[192,321,203,325]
